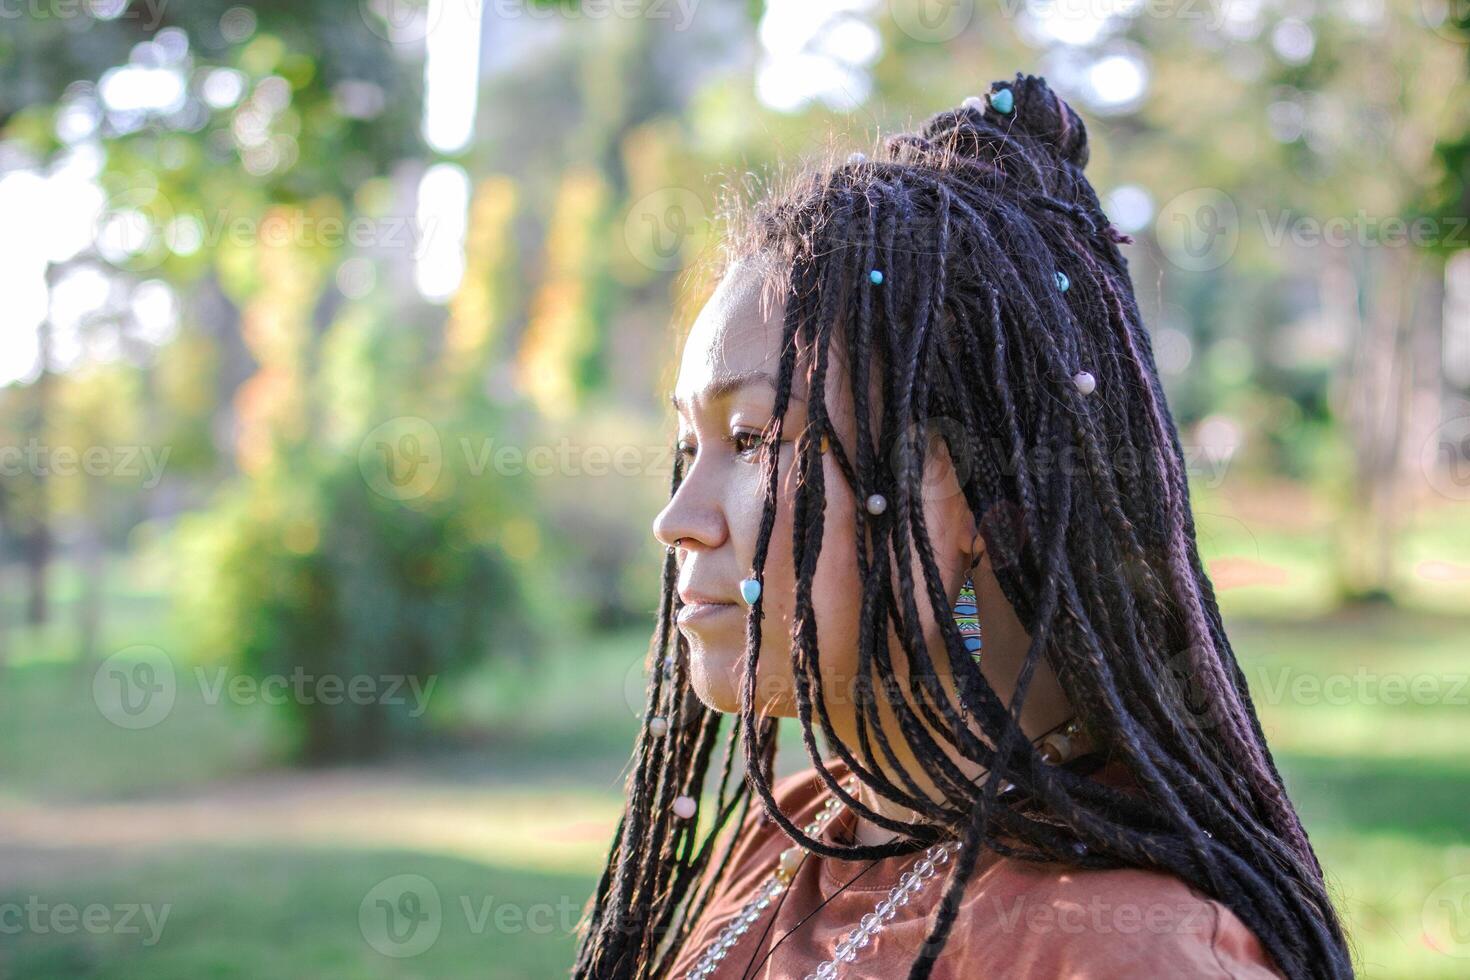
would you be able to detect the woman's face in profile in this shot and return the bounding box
[652,256,974,722]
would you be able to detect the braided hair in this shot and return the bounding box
[571,72,1355,980]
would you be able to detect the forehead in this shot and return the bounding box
[673,257,789,408]
[671,255,875,447]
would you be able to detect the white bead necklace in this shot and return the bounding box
[680,775,956,980]
[802,838,957,980]
[680,721,1087,979]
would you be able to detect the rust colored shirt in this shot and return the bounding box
[665,755,1286,979]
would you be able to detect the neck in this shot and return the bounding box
[841,709,1085,848]
[830,561,1082,847]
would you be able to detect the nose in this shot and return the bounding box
[652,474,725,554]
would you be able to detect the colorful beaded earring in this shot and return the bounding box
[954,572,983,663]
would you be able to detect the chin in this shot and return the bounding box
[686,641,742,714]
[685,638,797,718]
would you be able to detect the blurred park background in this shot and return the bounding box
[0,0,1468,977]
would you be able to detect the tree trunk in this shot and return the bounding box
[24,276,56,627]
[1331,244,1439,604]
[74,504,106,669]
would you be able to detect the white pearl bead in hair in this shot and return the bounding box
[1073,370,1096,395]
[846,151,867,165]
[961,95,985,113]
[649,716,668,737]
[672,795,698,819]
[865,493,887,515]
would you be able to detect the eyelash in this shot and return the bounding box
[676,428,770,462]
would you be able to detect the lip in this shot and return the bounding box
[676,600,739,625]
[677,586,735,606]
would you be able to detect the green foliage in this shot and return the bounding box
[174,440,534,763]
[1424,5,1470,250]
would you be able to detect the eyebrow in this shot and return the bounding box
[669,370,806,415]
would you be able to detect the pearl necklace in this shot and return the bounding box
[680,776,956,980]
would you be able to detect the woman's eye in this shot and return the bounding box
[675,430,771,463]
[731,429,767,458]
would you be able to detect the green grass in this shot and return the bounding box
[0,849,594,980]
[2,549,1468,977]
[1227,610,1470,979]
[0,612,642,979]
[0,658,285,802]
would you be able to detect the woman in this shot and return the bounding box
[571,72,1354,979]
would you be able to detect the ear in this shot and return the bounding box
[916,422,980,570]
[964,506,983,569]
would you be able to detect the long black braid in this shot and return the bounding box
[571,72,1355,980]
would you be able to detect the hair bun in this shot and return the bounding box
[992,73,1090,169]
[1011,74,1093,168]
[912,72,1091,175]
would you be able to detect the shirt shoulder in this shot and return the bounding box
[938,860,1288,979]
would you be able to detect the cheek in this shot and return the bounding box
[721,450,864,709]
[722,448,801,615]
[735,459,797,652]
[809,487,862,696]
[762,453,863,682]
